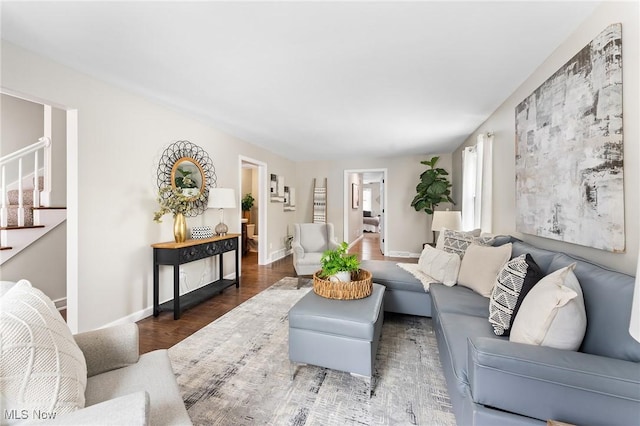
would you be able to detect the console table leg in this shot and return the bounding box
[235,245,240,288]
[173,264,180,320]
[153,251,159,317]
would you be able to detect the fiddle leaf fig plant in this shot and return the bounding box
[410,156,454,215]
[319,242,360,278]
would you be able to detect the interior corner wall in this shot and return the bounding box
[452,1,639,275]
[1,40,296,331]
[347,172,363,244]
[295,153,453,256]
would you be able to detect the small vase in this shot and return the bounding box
[173,212,187,243]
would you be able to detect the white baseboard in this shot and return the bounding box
[53,297,66,311]
[270,248,288,262]
[348,235,364,250]
[387,250,421,258]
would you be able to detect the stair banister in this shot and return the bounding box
[0,136,51,228]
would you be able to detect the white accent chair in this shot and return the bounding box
[292,223,339,288]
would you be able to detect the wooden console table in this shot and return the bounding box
[152,234,240,319]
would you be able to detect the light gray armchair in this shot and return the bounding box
[292,223,339,287]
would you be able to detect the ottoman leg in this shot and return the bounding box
[289,362,296,380]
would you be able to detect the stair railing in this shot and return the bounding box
[0,136,51,227]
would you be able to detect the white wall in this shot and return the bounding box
[453,1,639,275]
[295,153,453,256]
[347,172,363,243]
[1,41,297,331]
[0,94,43,177]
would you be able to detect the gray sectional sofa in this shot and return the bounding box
[362,237,640,425]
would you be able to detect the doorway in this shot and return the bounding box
[239,156,268,267]
[343,168,387,255]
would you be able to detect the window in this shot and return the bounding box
[362,188,372,212]
[462,133,493,232]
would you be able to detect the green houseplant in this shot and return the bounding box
[241,193,255,221]
[410,156,454,242]
[320,242,360,282]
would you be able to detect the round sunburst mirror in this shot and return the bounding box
[156,140,216,217]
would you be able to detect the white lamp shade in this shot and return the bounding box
[208,188,236,209]
[431,210,462,232]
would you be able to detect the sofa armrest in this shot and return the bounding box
[74,323,140,377]
[468,337,640,426]
[24,391,149,426]
[292,241,305,259]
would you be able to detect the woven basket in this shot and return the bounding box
[313,269,372,300]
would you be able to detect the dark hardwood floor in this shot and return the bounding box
[137,232,416,354]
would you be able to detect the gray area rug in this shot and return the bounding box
[169,277,455,425]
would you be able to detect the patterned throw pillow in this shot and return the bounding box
[440,229,490,258]
[488,254,543,336]
[1,280,87,421]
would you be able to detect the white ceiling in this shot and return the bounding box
[1,1,600,161]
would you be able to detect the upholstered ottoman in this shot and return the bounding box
[288,283,385,396]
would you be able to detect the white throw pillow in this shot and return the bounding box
[457,243,512,297]
[510,264,587,351]
[0,280,87,423]
[417,245,461,286]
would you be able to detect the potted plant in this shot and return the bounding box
[241,193,255,221]
[319,242,360,283]
[410,156,454,243]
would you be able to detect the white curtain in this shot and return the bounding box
[462,146,477,231]
[462,133,493,232]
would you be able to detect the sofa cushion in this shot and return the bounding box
[417,245,461,286]
[510,264,587,351]
[0,280,87,422]
[359,260,424,293]
[510,241,557,273]
[548,253,640,362]
[468,337,640,426]
[489,254,543,336]
[85,349,191,426]
[457,243,512,297]
[436,312,504,394]
[430,283,490,318]
[298,223,330,253]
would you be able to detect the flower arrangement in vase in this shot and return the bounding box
[153,186,205,242]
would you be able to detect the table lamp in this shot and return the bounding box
[208,188,236,236]
[431,210,462,245]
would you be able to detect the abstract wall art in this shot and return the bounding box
[515,23,624,252]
